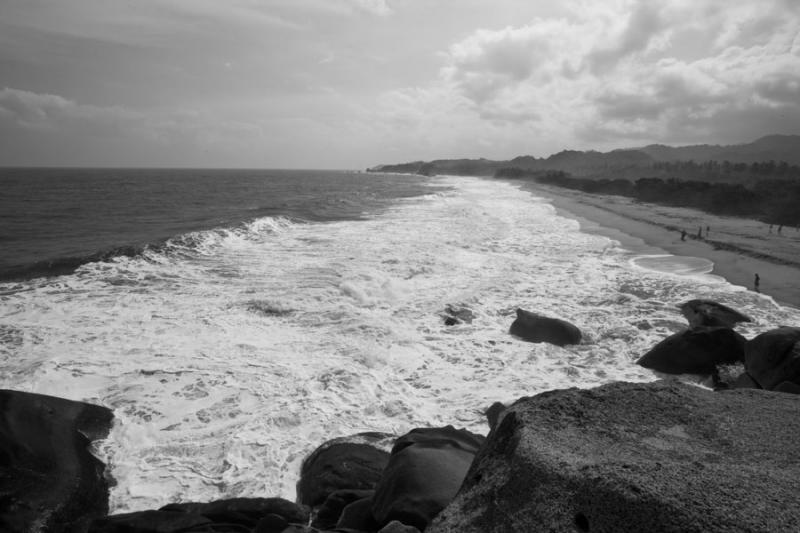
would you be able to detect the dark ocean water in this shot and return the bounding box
[0,167,437,280]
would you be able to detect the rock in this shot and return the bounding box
[0,389,114,533]
[379,520,422,533]
[312,489,375,529]
[336,496,380,531]
[636,327,746,375]
[745,326,800,391]
[91,498,309,533]
[160,497,308,528]
[428,381,800,533]
[371,426,485,531]
[442,304,475,326]
[254,513,289,533]
[297,432,395,508]
[484,402,506,431]
[774,381,800,394]
[509,308,582,346]
[679,299,752,328]
[728,371,761,390]
[88,510,214,533]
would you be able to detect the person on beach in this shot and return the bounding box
[697,226,702,238]
[681,229,686,241]
[754,273,760,293]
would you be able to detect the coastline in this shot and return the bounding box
[508,180,800,310]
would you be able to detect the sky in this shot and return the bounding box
[0,0,798,168]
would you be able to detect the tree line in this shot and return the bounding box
[495,168,800,226]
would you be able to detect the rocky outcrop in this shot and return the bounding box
[679,299,752,328]
[296,431,395,508]
[0,389,113,533]
[636,326,746,374]
[745,326,800,392]
[509,308,582,346]
[371,426,485,531]
[428,381,800,533]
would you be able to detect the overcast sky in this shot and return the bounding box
[1,0,798,168]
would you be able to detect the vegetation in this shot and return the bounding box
[497,166,800,226]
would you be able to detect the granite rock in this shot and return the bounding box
[429,381,800,533]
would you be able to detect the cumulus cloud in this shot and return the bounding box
[412,0,800,149]
[347,0,392,17]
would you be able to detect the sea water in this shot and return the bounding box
[1,171,797,513]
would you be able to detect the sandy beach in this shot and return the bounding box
[512,181,800,310]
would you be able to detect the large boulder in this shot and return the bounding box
[0,389,114,533]
[636,327,746,375]
[297,432,395,508]
[371,426,485,531]
[429,381,800,533]
[509,309,582,346]
[745,326,800,391]
[679,299,752,328]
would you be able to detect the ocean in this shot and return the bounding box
[1,168,798,513]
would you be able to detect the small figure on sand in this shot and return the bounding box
[680,229,686,241]
[778,225,783,235]
[706,225,710,236]
[697,226,702,238]
[769,224,773,234]
[754,273,760,293]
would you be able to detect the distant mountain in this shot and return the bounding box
[368,135,800,177]
[635,135,800,165]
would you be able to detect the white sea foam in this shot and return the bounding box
[1,176,798,512]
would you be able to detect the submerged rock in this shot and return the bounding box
[428,381,800,533]
[745,326,800,392]
[509,308,582,346]
[679,299,752,329]
[371,426,485,531]
[636,327,746,375]
[441,304,476,326]
[0,389,113,533]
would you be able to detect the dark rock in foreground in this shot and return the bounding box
[296,431,395,508]
[509,308,582,346]
[371,426,485,531]
[636,326,746,375]
[679,299,752,329]
[312,489,375,529]
[0,389,113,533]
[89,497,309,533]
[429,381,800,533]
[745,326,800,392]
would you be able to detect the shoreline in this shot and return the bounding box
[507,180,800,310]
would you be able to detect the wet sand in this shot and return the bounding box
[513,181,800,310]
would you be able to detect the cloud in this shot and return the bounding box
[347,0,393,16]
[0,87,267,165]
[420,0,800,148]
[0,87,140,134]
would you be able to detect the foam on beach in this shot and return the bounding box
[1,176,798,513]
